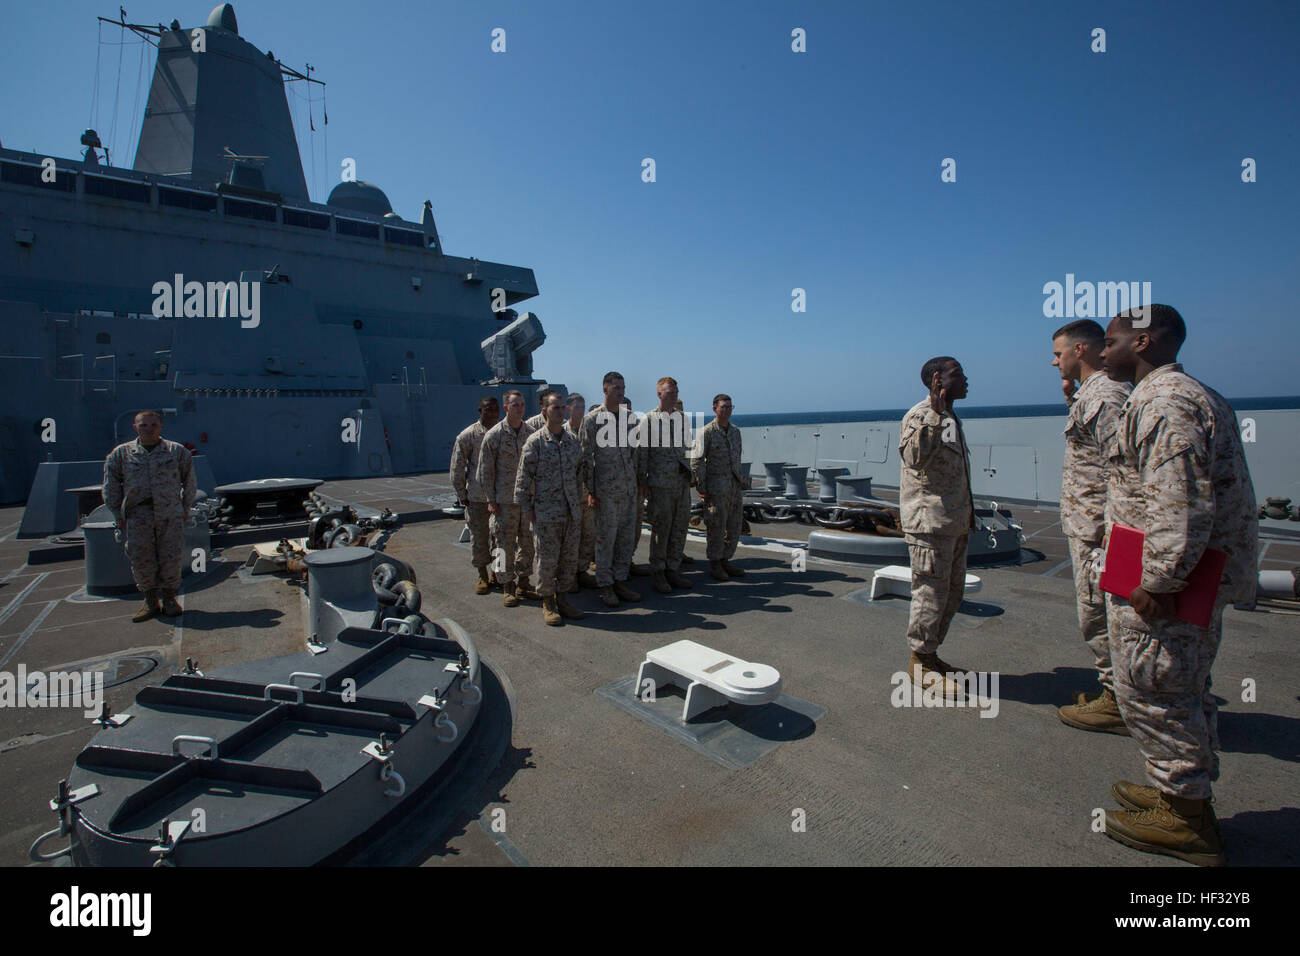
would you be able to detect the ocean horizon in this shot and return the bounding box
[733,395,1300,429]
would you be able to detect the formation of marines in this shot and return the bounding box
[898,306,1256,867]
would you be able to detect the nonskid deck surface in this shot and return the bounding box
[1,473,1297,866]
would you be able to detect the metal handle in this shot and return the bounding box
[435,712,458,743]
[263,683,304,704]
[379,763,406,798]
[172,735,218,759]
[381,618,412,635]
[459,679,483,706]
[289,672,325,691]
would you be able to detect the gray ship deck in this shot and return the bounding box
[2,474,1297,867]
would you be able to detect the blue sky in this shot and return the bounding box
[5,0,1297,413]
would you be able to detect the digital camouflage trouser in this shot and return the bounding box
[647,479,690,571]
[703,482,744,561]
[905,531,969,654]
[533,518,580,597]
[1067,533,1112,691]
[490,504,535,585]
[124,505,184,591]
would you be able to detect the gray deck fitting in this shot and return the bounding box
[595,675,825,771]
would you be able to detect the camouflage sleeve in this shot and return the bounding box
[580,414,597,493]
[103,449,124,524]
[1092,393,1123,452]
[690,424,708,489]
[1137,403,1213,593]
[634,418,648,486]
[900,419,938,469]
[450,433,468,499]
[477,431,497,505]
[514,437,536,509]
[180,447,196,512]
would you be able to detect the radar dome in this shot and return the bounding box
[327,181,393,217]
[207,4,239,34]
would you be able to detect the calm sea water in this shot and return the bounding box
[733,396,1300,429]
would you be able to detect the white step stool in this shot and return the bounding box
[869,564,981,601]
[636,640,783,723]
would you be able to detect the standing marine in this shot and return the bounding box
[102,410,197,621]
[1099,305,1257,866]
[476,389,538,607]
[898,357,975,698]
[1050,320,1132,732]
[691,393,746,581]
[451,395,500,595]
[580,372,644,608]
[564,393,598,589]
[637,377,695,594]
[516,392,587,625]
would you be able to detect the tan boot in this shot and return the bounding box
[159,589,183,617]
[721,559,745,578]
[651,571,672,594]
[1104,795,1225,866]
[555,592,585,620]
[475,567,491,595]
[503,582,520,607]
[1111,781,1220,825]
[709,561,730,582]
[612,580,642,602]
[542,595,563,626]
[1057,687,1130,736]
[517,579,542,601]
[599,585,619,608]
[665,568,693,590]
[132,589,160,623]
[908,651,966,700]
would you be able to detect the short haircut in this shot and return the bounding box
[602,371,625,387]
[565,392,585,406]
[479,394,499,408]
[1052,319,1105,348]
[134,409,163,423]
[537,387,558,404]
[920,356,957,388]
[1113,304,1186,350]
[502,389,524,404]
[713,393,732,407]
[657,376,678,390]
[542,391,564,408]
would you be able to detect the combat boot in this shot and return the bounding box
[517,579,542,601]
[555,592,585,620]
[542,595,563,627]
[132,589,161,623]
[908,651,966,700]
[503,582,520,607]
[709,561,730,582]
[599,585,620,608]
[612,580,642,602]
[577,570,599,589]
[1072,687,1103,706]
[1111,781,1220,825]
[159,589,183,617]
[680,554,695,565]
[721,559,745,578]
[651,571,672,594]
[665,568,693,590]
[1104,796,1225,866]
[475,567,491,595]
[1057,687,1130,736]
[629,562,652,577]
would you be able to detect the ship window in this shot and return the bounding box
[0,161,77,192]
[159,187,217,211]
[283,207,331,230]
[83,175,150,203]
[336,218,380,239]
[384,227,424,247]
[224,198,277,222]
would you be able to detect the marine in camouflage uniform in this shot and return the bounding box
[451,396,499,594]
[564,394,597,587]
[898,358,975,697]
[1098,306,1257,866]
[476,391,537,605]
[691,394,746,581]
[524,388,559,434]
[515,394,586,624]
[580,372,643,607]
[102,410,196,620]
[637,377,694,593]
[1051,320,1134,733]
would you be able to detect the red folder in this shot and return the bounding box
[1100,523,1227,628]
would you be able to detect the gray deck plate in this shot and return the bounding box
[596,675,825,770]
